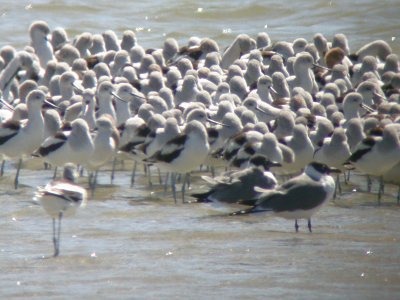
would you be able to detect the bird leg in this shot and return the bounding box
[0,160,5,176]
[110,157,117,183]
[307,219,312,233]
[367,175,372,192]
[52,217,57,256]
[130,161,137,187]
[90,170,98,197]
[377,176,384,205]
[397,186,400,205]
[54,212,63,257]
[333,173,342,199]
[346,169,351,182]
[157,167,163,185]
[52,166,58,179]
[211,166,215,178]
[181,173,189,203]
[171,172,177,204]
[295,219,299,232]
[14,158,22,189]
[147,165,153,187]
[164,172,170,194]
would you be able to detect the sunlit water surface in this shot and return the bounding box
[0,1,399,299]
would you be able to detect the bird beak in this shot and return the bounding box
[268,86,278,95]
[255,106,273,116]
[129,92,147,101]
[360,103,375,113]
[0,98,14,111]
[373,91,386,100]
[112,92,127,102]
[206,118,230,127]
[312,63,332,71]
[44,99,60,109]
[72,81,84,93]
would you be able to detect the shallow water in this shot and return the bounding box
[0,0,399,53]
[0,0,400,299]
[1,160,400,299]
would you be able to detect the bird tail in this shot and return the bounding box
[230,206,271,216]
[191,191,213,203]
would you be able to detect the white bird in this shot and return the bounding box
[86,115,119,189]
[0,90,49,188]
[35,164,87,257]
[145,120,210,202]
[29,21,55,68]
[347,125,400,203]
[34,118,94,171]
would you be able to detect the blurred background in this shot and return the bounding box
[0,0,398,52]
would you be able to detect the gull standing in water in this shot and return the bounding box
[35,164,87,257]
[231,162,340,232]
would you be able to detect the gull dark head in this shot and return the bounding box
[249,155,282,170]
[306,161,341,180]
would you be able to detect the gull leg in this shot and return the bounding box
[307,219,312,233]
[295,219,299,233]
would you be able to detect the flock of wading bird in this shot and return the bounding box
[0,21,399,256]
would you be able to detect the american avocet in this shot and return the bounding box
[29,21,55,68]
[35,164,87,257]
[231,162,340,232]
[86,115,119,190]
[314,127,352,196]
[0,51,34,100]
[34,118,94,175]
[96,81,117,121]
[0,90,52,188]
[145,120,209,202]
[287,52,319,95]
[347,125,400,203]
